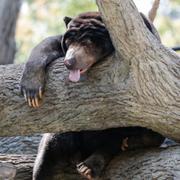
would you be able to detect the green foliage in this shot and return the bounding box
[156,17,180,46]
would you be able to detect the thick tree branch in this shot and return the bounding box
[0,57,134,136]
[102,145,180,179]
[1,146,180,179]
[97,0,160,60]
[0,0,179,142]
[96,0,180,139]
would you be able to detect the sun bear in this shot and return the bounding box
[20,12,164,180]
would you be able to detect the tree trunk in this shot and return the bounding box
[0,146,180,180]
[0,0,22,64]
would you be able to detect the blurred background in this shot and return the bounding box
[0,0,179,65]
[15,0,180,63]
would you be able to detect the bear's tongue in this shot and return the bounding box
[69,69,80,82]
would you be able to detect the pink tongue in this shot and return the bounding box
[69,69,80,82]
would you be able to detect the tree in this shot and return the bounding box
[0,0,179,179]
[0,0,22,64]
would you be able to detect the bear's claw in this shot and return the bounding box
[39,87,43,99]
[76,162,93,180]
[20,86,43,108]
[121,137,128,151]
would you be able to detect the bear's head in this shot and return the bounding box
[62,12,114,82]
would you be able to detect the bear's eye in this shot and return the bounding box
[85,39,93,45]
[81,38,93,47]
[65,39,71,47]
[69,30,77,36]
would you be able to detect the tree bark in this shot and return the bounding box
[96,0,180,139]
[0,135,41,154]
[0,154,35,180]
[0,146,180,180]
[102,145,180,180]
[0,0,179,141]
[0,0,22,64]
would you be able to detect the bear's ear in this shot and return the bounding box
[63,16,72,27]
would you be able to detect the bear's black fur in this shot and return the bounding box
[20,12,164,180]
[33,127,164,180]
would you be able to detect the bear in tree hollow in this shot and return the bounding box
[20,11,164,180]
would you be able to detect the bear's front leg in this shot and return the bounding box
[76,140,125,180]
[20,35,64,108]
[77,151,111,180]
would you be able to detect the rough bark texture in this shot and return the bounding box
[102,145,180,180]
[96,0,180,140]
[0,146,180,180]
[0,154,35,180]
[0,0,179,142]
[0,0,22,64]
[0,135,41,154]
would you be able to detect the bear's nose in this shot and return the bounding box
[64,58,76,70]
